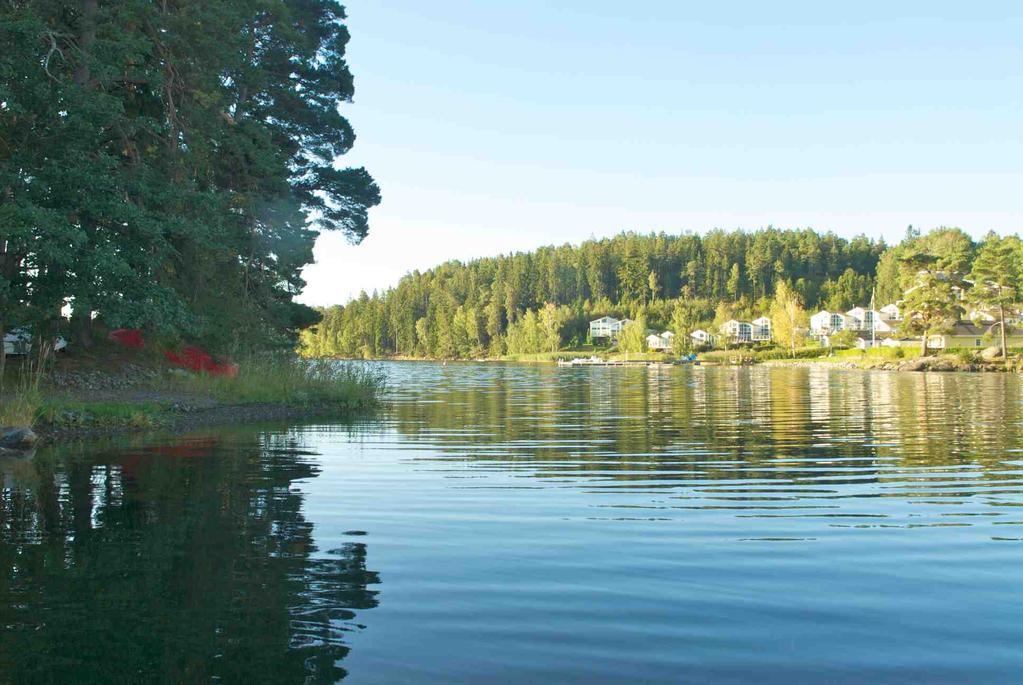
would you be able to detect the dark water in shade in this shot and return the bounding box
[3,364,1023,683]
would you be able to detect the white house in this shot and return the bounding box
[720,319,753,344]
[589,316,632,340]
[966,308,997,324]
[690,329,716,348]
[845,307,896,334]
[879,303,901,322]
[751,316,772,342]
[809,310,850,335]
[645,330,675,351]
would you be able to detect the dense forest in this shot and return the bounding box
[301,226,996,359]
[0,1,378,353]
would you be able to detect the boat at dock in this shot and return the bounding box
[556,357,697,368]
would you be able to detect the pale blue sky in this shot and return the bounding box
[300,1,1023,305]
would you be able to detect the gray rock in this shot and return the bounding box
[0,427,38,449]
[898,359,927,372]
[980,346,1003,361]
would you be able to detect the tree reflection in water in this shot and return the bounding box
[0,431,379,683]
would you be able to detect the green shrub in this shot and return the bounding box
[754,346,829,361]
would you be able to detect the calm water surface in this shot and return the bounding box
[3,363,1023,683]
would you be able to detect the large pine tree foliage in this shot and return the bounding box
[0,0,379,352]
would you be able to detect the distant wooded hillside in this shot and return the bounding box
[301,226,994,359]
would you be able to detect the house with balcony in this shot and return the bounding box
[751,316,772,342]
[720,319,753,345]
[809,310,851,335]
[589,316,632,340]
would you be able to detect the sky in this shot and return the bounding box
[299,1,1023,306]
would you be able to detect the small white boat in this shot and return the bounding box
[3,328,68,355]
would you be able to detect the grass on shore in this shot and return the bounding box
[38,400,168,428]
[171,356,385,410]
[0,388,42,427]
[1,355,385,431]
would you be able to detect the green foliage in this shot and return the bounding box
[298,225,1021,361]
[753,346,829,361]
[669,301,701,355]
[0,1,379,354]
[618,314,647,354]
[770,280,808,357]
[827,329,859,349]
[969,232,1023,357]
[699,345,827,364]
[898,253,963,354]
[301,228,884,358]
[821,269,873,311]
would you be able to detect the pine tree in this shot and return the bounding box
[969,233,1022,359]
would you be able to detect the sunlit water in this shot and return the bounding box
[3,363,1023,683]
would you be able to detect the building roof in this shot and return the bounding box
[945,322,999,337]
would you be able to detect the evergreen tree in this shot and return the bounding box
[899,254,962,356]
[0,1,380,353]
[969,233,1022,359]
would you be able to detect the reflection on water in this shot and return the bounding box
[387,364,1023,520]
[0,432,379,683]
[3,364,1023,683]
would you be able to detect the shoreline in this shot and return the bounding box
[32,399,373,443]
[2,356,383,448]
[316,353,1018,373]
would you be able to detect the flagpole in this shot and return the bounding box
[871,289,876,349]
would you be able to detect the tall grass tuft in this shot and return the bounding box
[0,387,42,427]
[175,355,385,411]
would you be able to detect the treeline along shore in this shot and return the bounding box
[301,225,1023,368]
[0,2,384,439]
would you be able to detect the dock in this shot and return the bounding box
[556,357,696,368]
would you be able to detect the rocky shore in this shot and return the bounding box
[1,358,378,446]
[762,353,1015,373]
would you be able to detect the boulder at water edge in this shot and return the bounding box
[0,427,38,450]
[981,346,1003,361]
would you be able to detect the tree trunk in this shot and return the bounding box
[920,333,927,357]
[71,306,94,349]
[0,316,5,396]
[73,0,98,87]
[789,315,796,359]
[999,302,1008,362]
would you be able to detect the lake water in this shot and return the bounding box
[3,363,1023,683]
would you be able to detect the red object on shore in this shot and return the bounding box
[163,345,238,377]
[108,328,145,349]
